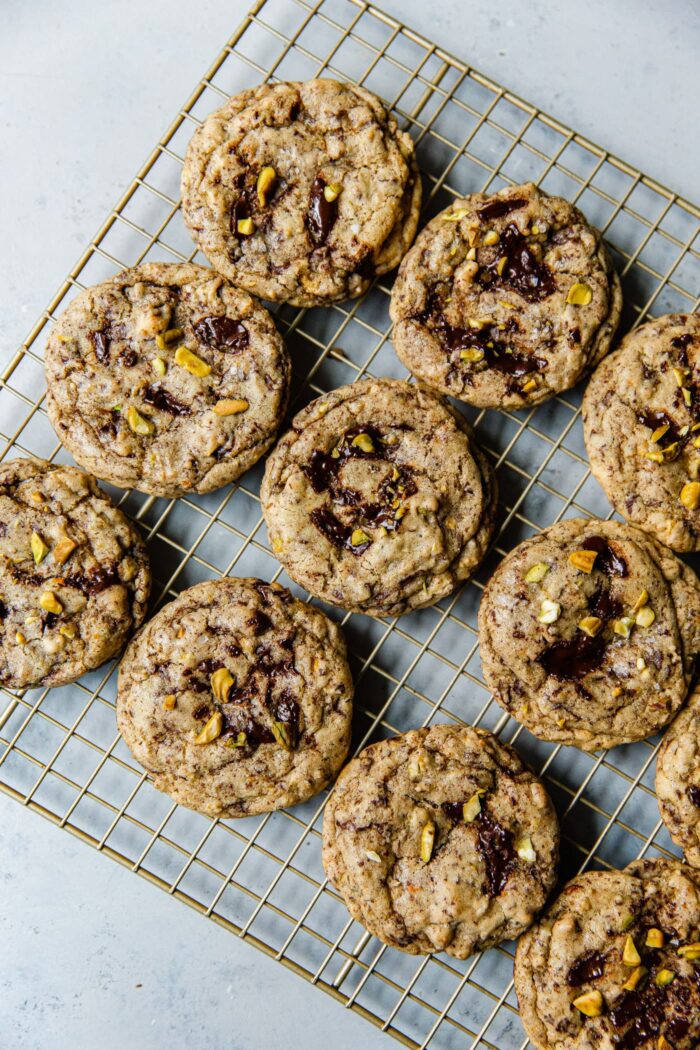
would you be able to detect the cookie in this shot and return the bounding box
[181,79,421,307]
[656,685,700,868]
[514,858,700,1050]
[478,518,700,751]
[390,182,622,409]
[116,577,353,818]
[45,263,290,497]
[322,723,559,958]
[0,458,150,690]
[261,378,497,617]
[583,313,700,552]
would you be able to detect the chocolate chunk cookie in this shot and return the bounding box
[45,263,290,497]
[0,458,150,690]
[583,313,700,552]
[261,379,497,617]
[390,182,621,408]
[656,685,700,868]
[478,518,700,751]
[181,79,421,307]
[322,723,559,957]
[117,577,353,817]
[514,858,700,1050]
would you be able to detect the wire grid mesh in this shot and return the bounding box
[1,0,700,1045]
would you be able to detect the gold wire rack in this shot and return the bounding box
[1,0,699,1046]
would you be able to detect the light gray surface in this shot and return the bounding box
[1,1,698,1048]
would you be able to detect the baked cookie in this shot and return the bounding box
[322,723,559,958]
[117,577,353,817]
[45,263,290,497]
[261,378,497,617]
[181,79,421,307]
[478,518,700,751]
[656,685,700,868]
[390,182,622,409]
[515,858,700,1050]
[0,458,149,690]
[583,313,700,552]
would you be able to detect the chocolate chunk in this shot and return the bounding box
[248,610,272,635]
[588,585,622,622]
[441,801,465,823]
[193,316,249,352]
[687,785,700,807]
[231,195,251,238]
[481,223,555,302]
[310,507,369,554]
[307,177,337,246]
[91,330,110,363]
[567,950,607,986]
[538,631,606,681]
[143,385,190,416]
[584,535,628,577]
[637,408,683,450]
[477,197,527,221]
[475,812,515,896]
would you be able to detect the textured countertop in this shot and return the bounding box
[1,1,698,1047]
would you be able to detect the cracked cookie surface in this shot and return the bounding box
[45,263,290,497]
[656,685,700,868]
[390,182,621,409]
[261,378,497,617]
[583,313,700,552]
[515,858,700,1050]
[181,79,421,307]
[0,457,150,689]
[117,577,353,817]
[478,518,700,751]
[322,723,559,957]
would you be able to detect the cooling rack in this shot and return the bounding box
[1,0,699,1046]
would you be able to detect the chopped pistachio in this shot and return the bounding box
[272,537,284,554]
[24,614,39,625]
[210,667,234,703]
[612,685,623,697]
[229,731,247,748]
[579,616,603,637]
[237,217,254,236]
[525,562,549,584]
[127,405,155,436]
[677,941,700,960]
[632,589,650,613]
[59,623,77,639]
[29,491,45,504]
[655,968,675,986]
[39,591,63,615]
[460,347,484,362]
[53,537,78,565]
[645,450,665,463]
[351,528,371,547]
[680,481,700,510]
[636,605,656,628]
[514,834,536,862]
[482,230,499,246]
[365,850,381,863]
[155,327,183,350]
[323,182,342,203]
[650,424,669,444]
[466,246,477,261]
[256,165,277,207]
[15,631,26,645]
[657,1035,672,1050]
[566,282,593,306]
[622,934,642,967]
[152,357,167,376]
[673,366,688,387]
[213,398,249,416]
[569,549,598,573]
[521,378,537,393]
[623,965,648,991]
[683,387,693,407]
[572,990,604,1017]
[636,657,646,671]
[442,208,469,222]
[614,616,635,638]
[174,345,211,378]
[30,531,49,565]
[645,927,665,948]
[271,720,293,751]
[162,694,177,711]
[538,599,561,625]
[420,821,436,863]
[621,913,635,932]
[495,256,507,276]
[194,710,223,745]
[463,792,483,823]
[351,432,375,453]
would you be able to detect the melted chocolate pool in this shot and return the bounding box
[307,177,337,246]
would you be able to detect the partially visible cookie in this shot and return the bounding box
[514,858,700,1050]
[261,378,497,617]
[583,313,700,552]
[117,577,353,817]
[478,518,700,751]
[0,458,150,689]
[181,79,421,307]
[656,685,700,867]
[45,263,290,497]
[322,723,559,958]
[390,182,621,408]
